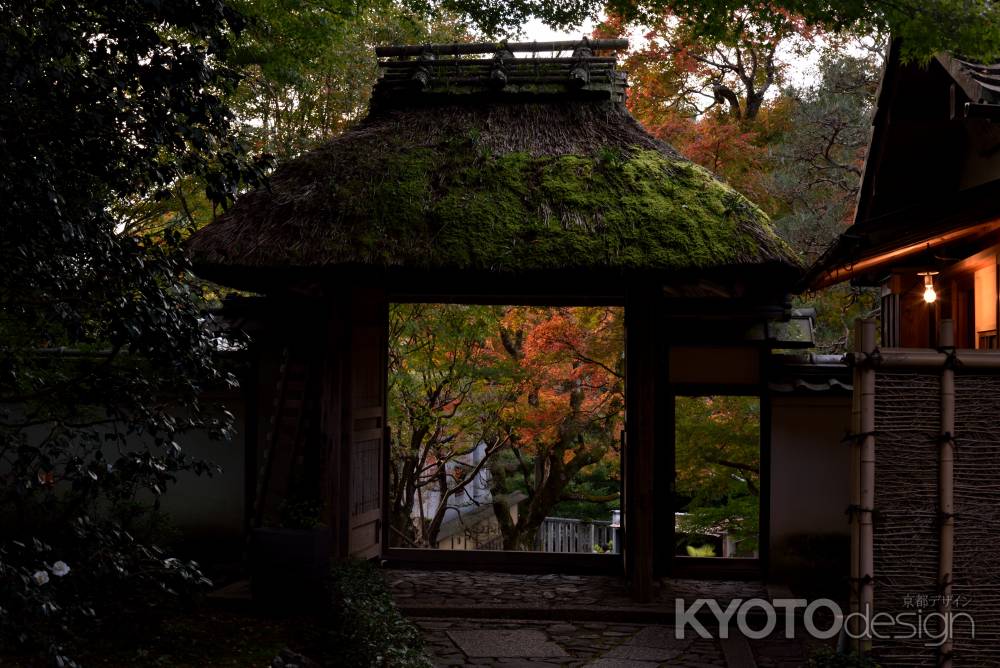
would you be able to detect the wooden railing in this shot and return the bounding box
[535,517,618,554]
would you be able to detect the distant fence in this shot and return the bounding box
[536,517,618,554]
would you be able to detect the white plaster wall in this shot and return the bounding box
[157,400,246,544]
[4,398,247,554]
[770,395,852,540]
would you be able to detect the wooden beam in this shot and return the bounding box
[851,347,1000,369]
[320,290,350,558]
[814,220,1000,288]
[653,318,672,577]
[758,347,772,580]
[379,58,618,68]
[375,39,628,58]
[849,322,863,650]
[942,243,1000,278]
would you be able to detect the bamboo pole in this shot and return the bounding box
[849,321,863,650]
[939,320,956,668]
[859,319,877,654]
[851,348,1000,369]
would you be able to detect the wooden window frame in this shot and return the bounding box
[657,350,771,581]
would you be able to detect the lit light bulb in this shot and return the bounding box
[922,273,937,303]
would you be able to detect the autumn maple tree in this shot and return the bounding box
[387,305,624,551]
[607,6,882,351]
[593,8,809,207]
[487,307,624,550]
[583,6,882,549]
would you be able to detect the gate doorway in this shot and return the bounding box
[382,302,626,572]
[653,344,769,581]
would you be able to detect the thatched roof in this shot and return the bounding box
[189,41,800,292]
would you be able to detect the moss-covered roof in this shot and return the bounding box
[189,85,800,288]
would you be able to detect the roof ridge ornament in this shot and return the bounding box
[490,45,514,88]
[373,37,629,105]
[570,38,594,89]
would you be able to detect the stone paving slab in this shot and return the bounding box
[387,570,769,621]
[719,636,756,668]
[626,626,694,650]
[448,630,569,658]
[412,616,828,668]
[603,645,679,662]
[396,571,834,666]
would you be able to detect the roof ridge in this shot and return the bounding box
[373,40,628,107]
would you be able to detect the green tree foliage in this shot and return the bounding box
[0,0,266,659]
[230,1,472,162]
[768,46,882,262]
[598,1,1000,62]
[763,47,882,351]
[131,2,472,251]
[387,303,513,548]
[425,0,1000,62]
[674,395,760,553]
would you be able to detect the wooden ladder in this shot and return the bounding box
[253,348,311,527]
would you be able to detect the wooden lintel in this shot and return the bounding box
[379,57,619,67]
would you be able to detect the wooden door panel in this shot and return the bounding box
[347,296,387,560]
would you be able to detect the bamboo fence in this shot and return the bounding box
[851,318,1000,666]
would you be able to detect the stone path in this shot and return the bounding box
[414,617,823,667]
[389,570,831,666]
[387,570,769,620]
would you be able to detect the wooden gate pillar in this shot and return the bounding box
[625,288,662,602]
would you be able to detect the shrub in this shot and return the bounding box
[0,515,211,666]
[686,544,717,557]
[324,561,430,667]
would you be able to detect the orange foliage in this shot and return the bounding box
[493,307,623,466]
[600,11,800,216]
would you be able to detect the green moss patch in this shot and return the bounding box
[191,101,800,276]
[309,141,795,273]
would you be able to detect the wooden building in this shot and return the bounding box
[188,39,809,601]
[809,41,1000,349]
[809,42,1000,666]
